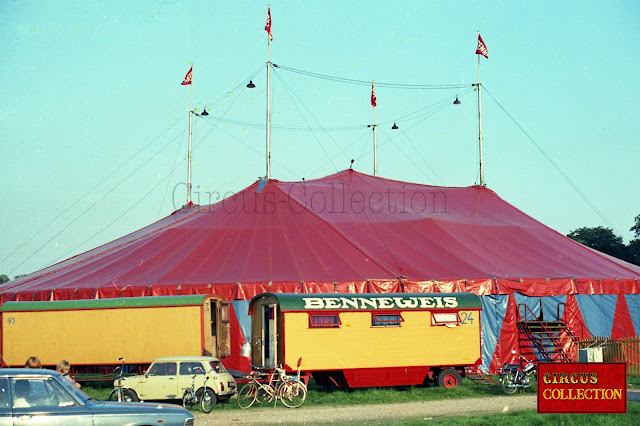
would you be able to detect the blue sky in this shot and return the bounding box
[2,1,639,277]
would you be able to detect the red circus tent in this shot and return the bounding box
[2,169,639,372]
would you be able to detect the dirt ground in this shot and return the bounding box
[194,394,538,425]
[194,390,640,424]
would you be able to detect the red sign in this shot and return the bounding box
[537,362,626,414]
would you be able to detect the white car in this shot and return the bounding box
[115,356,237,407]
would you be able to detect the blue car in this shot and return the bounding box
[0,368,194,426]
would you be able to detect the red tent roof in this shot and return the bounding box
[3,170,639,299]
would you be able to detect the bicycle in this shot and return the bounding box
[182,367,216,413]
[108,357,139,402]
[237,358,306,409]
[279,358,306,408]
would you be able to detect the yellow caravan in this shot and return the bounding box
[0,295,230,369]
[249,292,482,388]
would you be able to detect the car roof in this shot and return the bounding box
[152,356,221,362]
[0,368,60,378]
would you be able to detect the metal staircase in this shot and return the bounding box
[517,303,590,362]
[464,367,499,386]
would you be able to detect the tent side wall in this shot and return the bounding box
[1,278,639,374]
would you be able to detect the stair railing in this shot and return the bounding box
[518,303,574,362]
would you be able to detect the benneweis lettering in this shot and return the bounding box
[302,296,459,310]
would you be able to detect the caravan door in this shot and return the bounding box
[203,298,231,358]
[262,304,278,368]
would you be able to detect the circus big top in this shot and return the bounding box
[2,169,639,372]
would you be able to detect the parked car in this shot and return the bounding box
[116,356,237,406]
[0,368,194,426]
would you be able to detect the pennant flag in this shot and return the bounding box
[371,81,377,107]
[181,66,193,85]
[476,33,488,58]
[265,6,273,41]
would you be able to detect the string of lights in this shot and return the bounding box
[273,63,471,90]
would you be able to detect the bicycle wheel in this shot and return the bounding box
[279,380,307,408]
[183,389,195,409]
[200,388,217,413]
[107,388,121,402]
[237,383,258,409]
[500,373,518,395]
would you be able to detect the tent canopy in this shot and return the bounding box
[3,169,639,300]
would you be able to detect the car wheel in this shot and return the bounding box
[437,369,461,388]
[122,389,139,402]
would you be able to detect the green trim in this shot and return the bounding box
[0,294,211,312]
[250,292,482,312]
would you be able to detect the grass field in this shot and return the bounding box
[82,374,640,416]
[391,404,639,426]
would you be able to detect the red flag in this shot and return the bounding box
[371,81,376,107]
[181,66,193,85]
[265,6,273,41]
[476,33,488,58]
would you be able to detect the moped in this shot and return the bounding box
[499,350,537,395]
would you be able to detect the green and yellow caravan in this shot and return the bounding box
[0,295,230,369]
[248,292,482,388]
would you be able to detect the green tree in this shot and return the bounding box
[567,226,627,260]
[627,239,640,267]
[0,274,9,284]
[628,214,640,266]
[631,214,640,239]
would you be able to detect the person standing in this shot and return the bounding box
[56,360,81,389]
[24,357,41,368]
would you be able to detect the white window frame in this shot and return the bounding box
[431,312,461,328]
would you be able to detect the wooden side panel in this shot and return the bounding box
[283,310,481,371]
[1,306,202,366]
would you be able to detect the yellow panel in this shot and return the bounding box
[284,311,480,370]
[2,306,202,366]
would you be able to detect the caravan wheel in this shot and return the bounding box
[437,369,461,388]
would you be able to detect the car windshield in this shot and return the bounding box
[9,376,87,408]
[56,375,91,402]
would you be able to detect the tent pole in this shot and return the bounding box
[373,103,377,177]
[266,41,271,179]
[477,51,485,187]
[187,75,193,203]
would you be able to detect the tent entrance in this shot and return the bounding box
[517,303,580,362]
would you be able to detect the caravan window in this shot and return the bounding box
[309,314,341,328]
[372,313,403,327]
[431,312,461,327]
